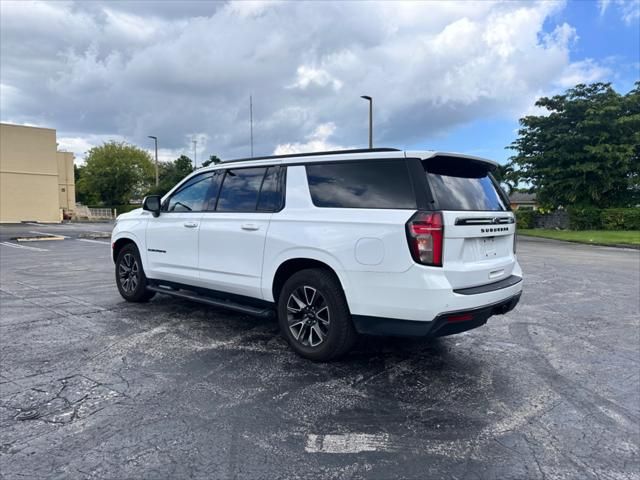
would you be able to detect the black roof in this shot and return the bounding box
[221,147,400,164]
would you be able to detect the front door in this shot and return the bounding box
[145,171,219,284]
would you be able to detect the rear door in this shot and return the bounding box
[198,165,284,298]
[422,156,516,289]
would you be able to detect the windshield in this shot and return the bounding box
[423,157,509,212]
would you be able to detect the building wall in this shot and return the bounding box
[56,151,76,211]
[0,123,62,223]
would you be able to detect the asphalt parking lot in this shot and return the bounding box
[0,223,638,480]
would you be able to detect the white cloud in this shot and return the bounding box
[289,66,343,91]
[0,0,617,159]
[56,134,129,163]
[274,123,345,155]
[557,59,612,88]
[598,0,640,25]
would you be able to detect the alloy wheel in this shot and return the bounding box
[287,286,330,347]
[118,253,139,294]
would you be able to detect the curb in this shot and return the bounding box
[518,234,640,250]
[12,235,65,242]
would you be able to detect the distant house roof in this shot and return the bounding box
[509,192,537,203]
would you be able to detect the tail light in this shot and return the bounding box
[406,211,444,267]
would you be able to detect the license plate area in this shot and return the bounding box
[482,237,497,257]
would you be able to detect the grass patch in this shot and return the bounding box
[519,229,640,246]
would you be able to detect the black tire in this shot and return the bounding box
[277,268,357,361]
[115,244,156,302]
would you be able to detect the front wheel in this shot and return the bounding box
[277,269,356,361]
[115,244,155,302]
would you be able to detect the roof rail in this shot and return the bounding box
[221,147,401,164]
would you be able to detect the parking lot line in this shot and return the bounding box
[0,241,48,252]
[77,239,110,245]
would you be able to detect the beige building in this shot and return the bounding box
[0,122,75,223]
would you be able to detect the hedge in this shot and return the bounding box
[515,210,535,229]
[563,208,639,231]
[601,208,640,230]
[568,208,602,230]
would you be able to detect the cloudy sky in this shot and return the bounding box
[1,0,638,164]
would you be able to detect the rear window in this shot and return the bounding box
[424,157,508,211]
[306,160,416,209]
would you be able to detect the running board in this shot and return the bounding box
[146,285,275,318]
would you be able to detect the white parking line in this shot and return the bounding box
[29,231,70,238]
[305,434,391,453]
[0,242,49,252]
[77,239,110,245]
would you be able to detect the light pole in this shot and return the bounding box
[148,135,158,186]
[360,95,373,149]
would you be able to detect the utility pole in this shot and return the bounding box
[192,138,197,169]
[148,135,158,186]
[250,95,254,158]
[360,95,373,149]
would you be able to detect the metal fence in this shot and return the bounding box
[74,205,116,219]
[89,208,115,218]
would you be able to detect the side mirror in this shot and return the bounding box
[142,195,161,217]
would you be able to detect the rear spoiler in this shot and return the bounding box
[408,151,499,171]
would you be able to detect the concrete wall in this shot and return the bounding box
[0,123,62,223]
[56,151,76,211]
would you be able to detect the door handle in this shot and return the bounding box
[183,222,198,228]
[241,223,260,231]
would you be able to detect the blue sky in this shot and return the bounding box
[1,0,639,163]
[423,0,639,164]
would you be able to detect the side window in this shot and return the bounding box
[305,160,416,209]
[165,172,213,212]
[216,167,266,212]
[257,166,283,212]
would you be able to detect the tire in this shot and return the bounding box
[277,268,357,361]
[115,244,156,302]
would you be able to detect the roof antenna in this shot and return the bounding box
[250,95,254,158]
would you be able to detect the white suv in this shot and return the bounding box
[111,148,522,360]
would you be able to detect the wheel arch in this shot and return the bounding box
[270,257,349,305]
[112,235,140,263]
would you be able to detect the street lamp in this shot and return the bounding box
[360,95,373,149]
[148,135,159,187]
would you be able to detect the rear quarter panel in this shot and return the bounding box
[261,165,416,302]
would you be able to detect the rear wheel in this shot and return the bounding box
[115,244,155,302]
[277,269,356,361]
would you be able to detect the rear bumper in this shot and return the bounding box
[352,291,521,337]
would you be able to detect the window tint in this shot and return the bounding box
[306,160,416,209]
[216,167,266,212]
[257,166,282,212]
[424,157,508,211]
[203,170,224,211]
[166,172,214,212]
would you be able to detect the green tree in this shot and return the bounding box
[146,155,194,196]
[78,141,154,206]
[493,163,518,195]
[201,154,221,168]
[508,82,640,208]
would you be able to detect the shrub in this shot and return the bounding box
[568,208,602,230]
[516,209,535,229]
[601,208,640,231]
